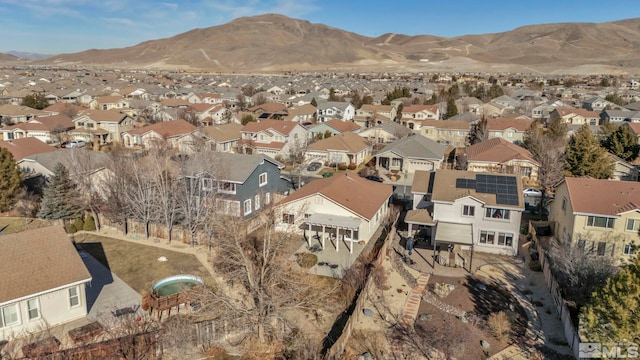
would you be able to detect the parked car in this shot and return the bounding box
[59,141,68,148]
[523,187,542,197]
[364,175,384,183]
[66,139,86,148]
[306,162,322,172]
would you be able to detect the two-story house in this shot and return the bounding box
[122,119,199,152]
[485,117,533,144]
[549,107,600,126]
[353,104,396,128]
[0,104,55,125]
[400,105,440,130]
[0,114,74,144]
[199,123,243,153]
[357,121,412,146]
[549,177,640,265]
[70,109,135,145]
[406,169,523,257]
[90,96,129,111]
[316,102,355,123]
[0,226,92,341]
[601,110,640,124]
[276,173,393,253]
[374,134,447,179]
[238,119,308,159]
[307,119,361,140]
[418,120,471,147]
[465,137,539,182]
[306,132,371,166]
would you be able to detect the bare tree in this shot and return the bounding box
[178,106,199,126]
[122,156,158,239]
[468,116,489,145]
[101,150,135,234]
[149,148,181,244]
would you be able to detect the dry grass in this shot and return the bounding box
[74,233,214,295]
[0,217,53,235]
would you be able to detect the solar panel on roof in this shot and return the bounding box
[455,178,476,189]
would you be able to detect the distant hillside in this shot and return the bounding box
[7,51,54,60]
[42,14,640,74]
[0,52,21,64]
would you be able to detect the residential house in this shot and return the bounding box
[0,114,74,143]
[400,104,440,130]
[284,104,316,124]
[187,93,223,104]
[374,134,446,179]
[357,121,412,146]
[623,122,640,144]
[485,117,533,144]
[418,120,470,147]
[248,103,288,120]
[199,123,243,153]
[406,169,523,257]
[122,119,199,152]
[353,104,396,128]
[0,105,54,125]
[606,153,639,182]
[531,99,569,121]
[316,102,355,123]
[0,137,57,161]
[480,101,513,118]
[70,109,135,145]
[455,97,484,115]
[581,96,613,112]
[91,96,129,110]
[276,173,393,252]
[601,109,640,123]
[208,153,284,219]
[549,107,600,126]
[238,119,308,159]
[0,226,92,341]
[548,177,640,265]
[307,119,360,140]
[189,103,229,125]
[306,132,371,166]
[464,138,539,182]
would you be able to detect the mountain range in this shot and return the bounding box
[4,14,640,74]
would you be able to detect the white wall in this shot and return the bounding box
[0,284,88,340]
[433,197,521,256]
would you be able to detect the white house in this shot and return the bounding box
[407,169,523,258]
[316,102,355,123]
[0,226,92,341]
[276,173,393,253]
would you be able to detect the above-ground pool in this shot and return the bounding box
[151,275,204,297]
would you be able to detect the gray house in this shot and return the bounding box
[373,134,447,180]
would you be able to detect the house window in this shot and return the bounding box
[562,197,567,211]
[590,119,597,126]
[282,213,295,224]
[69,286,80,308]
[587,216,615,229]
[480,231,495,244]
[218,182,236,194]
[243,199,252,215]
[27,299,40,320]
[498,233,514,247]
[202,178,213,192]
[255,194,260,210]
[463,205,475,217]
[520,167,532,178]
[259,172,267,187]
[624,244,636,255]
[77,122,84,127]
[626,219,640,232]
[507,132,513,138]
[265,192,271,205]
[485,207,510,220]
[596,242,607,256]
[87,123,94,128]
[391,158,402,168]
[0,304,19,328]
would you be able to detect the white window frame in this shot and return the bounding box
[201,178,213,192]
[282,213,295,224]
[243,199,252,216]
[587,216,615,229]
[479,230,495,245]
[0,304,20,328]
[218,182,236,194]
[69,286,80,308]
[624,244,635,255]
[259,172,268,187]
[462,205,475,217]
[265,192,271,205]
[626,219,640,232]
[485,207,510,220]
[255,194,260,210]
[27,298,40,321]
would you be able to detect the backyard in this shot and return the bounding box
[0,217,52,235]
[74,233,214,295]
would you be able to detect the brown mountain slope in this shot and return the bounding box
[43,14,640,74]
[0,53,21,64]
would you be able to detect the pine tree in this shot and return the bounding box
[0,147,22,212]
[445,97,458,119]
[21,93,49,110]
[580,258,640,343]
[38,163,82,220]
[564,124,614,179]
[601,125,640,162]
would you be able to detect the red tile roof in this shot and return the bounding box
[466,138,537,164]
[487,118,533,131]
[324,119,361,133]
[0,138,57,160]
[564,177,640,216]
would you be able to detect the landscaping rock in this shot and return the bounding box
[358,352,374,360]
[418,313,432,321]
[480,340,490,350]
[362,308,374,317]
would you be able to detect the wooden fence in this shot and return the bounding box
[529,221,581,360]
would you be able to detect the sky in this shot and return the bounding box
[2,0,640,55]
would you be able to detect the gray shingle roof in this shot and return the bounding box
[376,134,447,160]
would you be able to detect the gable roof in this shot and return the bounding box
[486,118,533,131]
[126,119,197,138]
[0,226,92,304]
[563,177,640,216]
[199,123,243,142]
[241,119,301,136]
[279,173,392,220]
[214,153,283,183]
[75,109,130,123]
[430,169,524,209]
[22,149,108,176]
[466,138,537,164]
[323,119,361,133]
[307,132,369,153]
[0,138,57,160]
[2,114,74,132]
[377,134,447,160]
